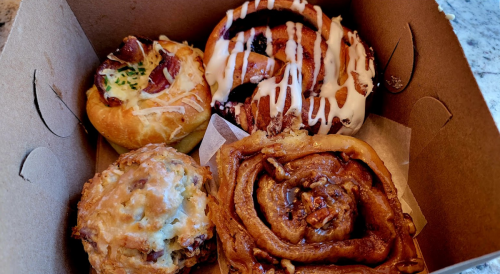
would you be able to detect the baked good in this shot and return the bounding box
[87,36,212,153]
[210,130,424,273]
[72,143,215,274]
[204,0,376,136]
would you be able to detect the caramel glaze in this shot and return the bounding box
[209,131,425,274]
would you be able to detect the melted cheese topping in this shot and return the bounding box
[102,48,162,108]
[118,40,206,126]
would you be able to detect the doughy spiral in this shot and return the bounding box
[209,131,424,273]
[204,0,375,136]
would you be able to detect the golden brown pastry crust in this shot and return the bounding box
[73,144,215,274]
[210,130,424,274]
[87,39,212,153]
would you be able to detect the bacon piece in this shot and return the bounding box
[94,60,126,107]
[146,249,164,262]
[112,36,152,64]
[143,50,181,94]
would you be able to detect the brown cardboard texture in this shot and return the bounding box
[1,0,499,273]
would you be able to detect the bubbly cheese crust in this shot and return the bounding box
[74,144,213,274]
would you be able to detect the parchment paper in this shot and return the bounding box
[199,114,427,235]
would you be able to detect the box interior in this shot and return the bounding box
[0,0,499,273]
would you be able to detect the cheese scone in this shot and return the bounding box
[86,36,212,153]
[72,144,215,274]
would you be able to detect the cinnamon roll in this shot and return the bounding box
[87,35,212,153]
[204,0,375,136]
[209,130,424,273]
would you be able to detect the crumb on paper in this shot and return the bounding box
[386,75,404,90]
[445,14,456,20]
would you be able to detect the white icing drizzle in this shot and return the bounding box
[234,31,245,52]
[296,23,304,88]
[265,26,273,57]
[234,103,243,121]
[265,26,275,75]
[206,26,245,105]
[291,0,308,13]
[265,57,274,75]
[267,0,275,10]
[241,28,256,84]
[311,5,323,92]
[306,16,375,135]
[254,22,303,117]
[206,7,374,136]
[226,10,234,30]
[285,22,298,62]
[240,1,249,19]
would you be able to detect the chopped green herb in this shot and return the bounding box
[117,67,128,72]
[121,73,125,77]
[104,77,108,86]
[114,78,120,84]
[138,61,143,66]
[106,85,111,91]
[141,72,146,75]
[131,86,137,90]
[127,71,135,76]
[121,81,125,85]
[138,68,146,72]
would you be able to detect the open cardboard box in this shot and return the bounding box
[0,0,499,273]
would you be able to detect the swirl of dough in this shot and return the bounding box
[204,0,376,136]
[209,130,424,274]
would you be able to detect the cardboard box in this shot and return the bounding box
[0,0,498,273]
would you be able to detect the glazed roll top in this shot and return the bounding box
[204,0,376,136]
[73,144,215,274]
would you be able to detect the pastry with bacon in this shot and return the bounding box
[87,35,212,153]
[204,0,375,136]
[210,130,425,274]
[73,143,216,274]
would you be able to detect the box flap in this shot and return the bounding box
[66,0,352,60]
[352,0,500,271]
[0,0,99,272]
